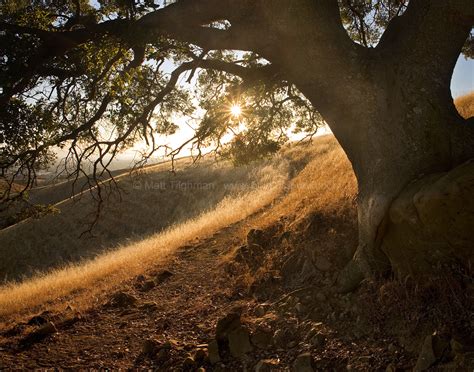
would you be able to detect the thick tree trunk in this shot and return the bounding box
[247,0,474,291]
[318,82,474,290]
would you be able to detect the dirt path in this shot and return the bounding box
[0,208,263,369]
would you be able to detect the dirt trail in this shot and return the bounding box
[0,206,265,369]
[0,200,413,371]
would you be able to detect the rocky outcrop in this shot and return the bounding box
[381,160,474,277]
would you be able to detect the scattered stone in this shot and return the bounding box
[196,368,206,372]
[36,321,57,336]
[27,312,50,326]
[139,301,158,312]
[155,270,174,285]
[108,292,138,308]
[295,303,305,314]
[216,312,241,342]
[208,340,221,364]
[414,333,449,371]
[381,160,474,276]
[385,363,397,372]
[255,305,266,317]
[309,332,326,347]
[141,280,156,292]
[182,355,195,369]
[292,352,314,372]
[194,348,208,363]
[20,321,57,346]
[255,358,280,371]
[142,339,159,356]
[247,229,266,247]
[450,338,464,354]
[228,326,253,357]
[251,328,273,349]
[156,347,170,363]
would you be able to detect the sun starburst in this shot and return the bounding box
[230,104,242,118]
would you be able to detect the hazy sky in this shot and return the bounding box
[451,56,474,98]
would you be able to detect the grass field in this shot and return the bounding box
[0,91,471,321]
[0,155,288,282]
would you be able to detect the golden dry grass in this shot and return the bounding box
[257,135,357,228]
[0,163,287,320]
[0,157,279,281]
[454,91,474,119]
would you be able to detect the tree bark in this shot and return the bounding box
[237,0,474,290]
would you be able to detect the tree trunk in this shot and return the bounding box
[245,0,474,291]
[307,67,474,291]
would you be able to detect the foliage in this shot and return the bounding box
[0,0,471,213]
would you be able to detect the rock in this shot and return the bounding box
[155,270,173,284]
[108,292,137,308]
[156,347,170,363]
[255,305,266,317]
[247,229,266,247]
[139,301,158,311]
[305,323,323,340]
[381,160,474,276]
[295,303,305,314]
[141,280,156,292]
[414,333,449,371]
[216,312,241,342]
[228,326,253,357]
[27,311,51,326]
[309,333,326,347]
[292,353,314,372]
[194,348,208,363]
[251,328,273,349]
[255,359,280,371]
[182,356,195,369]
[36,321,57,336]
[450,338,464,354]
[208,340,221,364]
[142,339,159,356]
[273,328,294,348]
[20,321,57,346]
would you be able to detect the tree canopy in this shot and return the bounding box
[0,0,472,206]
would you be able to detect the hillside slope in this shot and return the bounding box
[0,127,472,370]
[0,156,283,282]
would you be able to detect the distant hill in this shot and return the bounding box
[0,151,298,282]
[454,91,474,119]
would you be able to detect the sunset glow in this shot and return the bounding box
[230,104,242,118]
